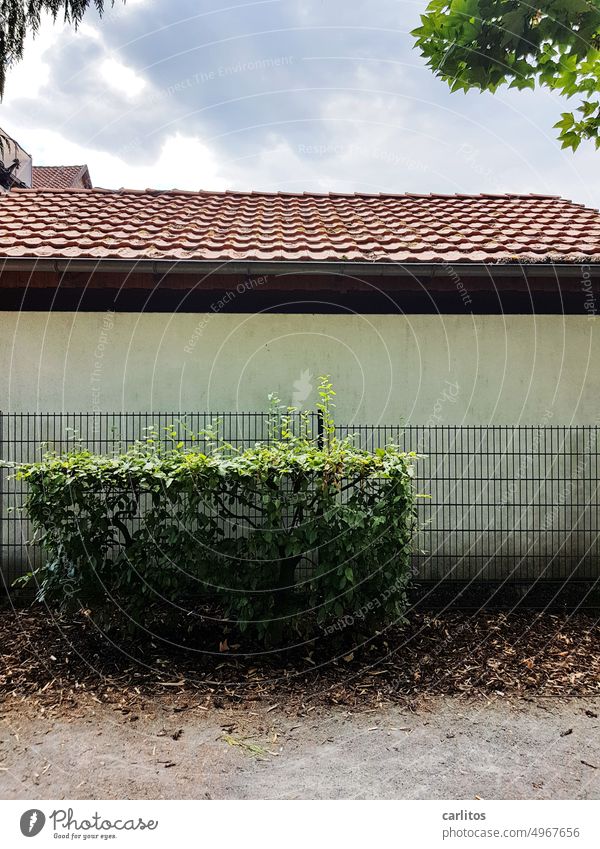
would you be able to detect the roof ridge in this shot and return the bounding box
[11,186,575,202]
[32,164,87,169]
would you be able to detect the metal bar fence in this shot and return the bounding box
[1,413,599,590]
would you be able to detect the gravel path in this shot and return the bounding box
[1,696,599,799]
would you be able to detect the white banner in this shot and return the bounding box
[0,800,598,848]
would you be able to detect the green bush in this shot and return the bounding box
[15,384,418,645]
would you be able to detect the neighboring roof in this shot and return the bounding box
[30,165,92,190]
[0,188,599,265]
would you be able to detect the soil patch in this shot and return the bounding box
[1,608,598,712]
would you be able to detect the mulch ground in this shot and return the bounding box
[1,606,599,713]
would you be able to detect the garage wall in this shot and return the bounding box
[2,311,599,583]
[1,311,598,424]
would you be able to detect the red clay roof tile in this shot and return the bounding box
[0,188,598,264]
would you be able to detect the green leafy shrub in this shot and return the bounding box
[15,382,418,645]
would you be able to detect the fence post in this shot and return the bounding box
[0,410,3,584]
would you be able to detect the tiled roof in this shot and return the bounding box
[0,188,599,264]
[30,165,92,190]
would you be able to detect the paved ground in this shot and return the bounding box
[1,696,599,799]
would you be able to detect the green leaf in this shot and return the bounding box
[413,0,600,150]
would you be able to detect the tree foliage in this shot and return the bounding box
[14,383,418,647]
[413,0,600,150]
[0,0,116,96]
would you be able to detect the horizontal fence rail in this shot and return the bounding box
[1,413,599,590]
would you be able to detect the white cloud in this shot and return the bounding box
[1,0,600,207]
[77,23,103,42]
[21,127,228,190]
[100,57,147,99]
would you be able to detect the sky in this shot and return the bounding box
[1,0,599,206]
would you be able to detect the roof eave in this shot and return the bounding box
[0,257,598,277]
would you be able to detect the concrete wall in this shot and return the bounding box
[0,311,598,423]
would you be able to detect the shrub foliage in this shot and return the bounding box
[15,383,418,645]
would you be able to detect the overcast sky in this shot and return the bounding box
[1,0,599,206]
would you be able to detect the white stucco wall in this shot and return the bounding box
[0,311,598,423]
[2,311,599,581]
